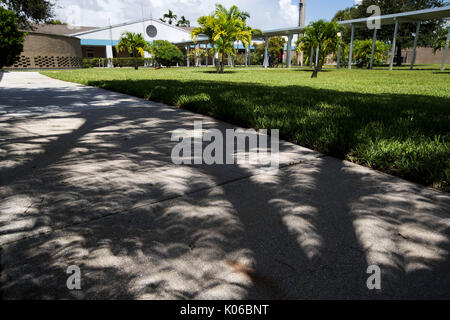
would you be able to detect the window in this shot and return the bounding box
[86,47,95,58]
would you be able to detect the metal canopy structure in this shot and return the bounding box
[176,38,209,67]
[261,26,305,37]
[337,6,450,71]
[174,6,450,71]
[338,6,450,27]
[175,38,208,46]
[258,27,306,68]
[259,6,450,70]
[174,38,254,67]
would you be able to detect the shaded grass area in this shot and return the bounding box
[41,67,450,191]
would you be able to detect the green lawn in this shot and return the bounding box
[41,66,450,191]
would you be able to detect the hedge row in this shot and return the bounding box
[83,58,156,68]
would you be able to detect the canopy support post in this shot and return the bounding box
[348,24,355,70]
[263,36,269,68]
[286,32,293,68]
[370,28,378,70]
[441,25,450,71]
[390,19,399,71]
[336,43,341,69]
[410,22,421,70]
[244,43,248,67]
[186,45,190,67]
[315,46,319,67]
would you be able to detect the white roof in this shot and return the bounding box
[69,18,190,37]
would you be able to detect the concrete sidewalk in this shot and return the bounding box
[0,72,449,299]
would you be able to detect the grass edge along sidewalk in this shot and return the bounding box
[41,67,450,192]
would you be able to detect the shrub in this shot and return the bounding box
[334,40,390,68]
[234,53,246,66]
[83,58,106,68]
[82,58,154,68]
[0,8,25,69]
[353,39,390,68]
[333,44,349,67]
[255,37,285,59]
[187,48,207,67]
[250,52,263,65]
[150,40,184,67]
[83,59,93,68]
[116,32,147,70]
[112,58,144,68]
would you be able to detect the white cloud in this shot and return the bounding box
[53,0,301,30]
[278,0,299,26]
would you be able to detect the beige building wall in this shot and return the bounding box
[402,47,450,65]
[7,32,83,69]
[289,46,449,67]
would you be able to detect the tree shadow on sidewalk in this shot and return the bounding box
[0,82,449,299]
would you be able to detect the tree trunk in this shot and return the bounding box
[133,51,138,70]
[396,43,402,67]
[311,64,322,78]
[215,57,220,73]
[220,52,225,73]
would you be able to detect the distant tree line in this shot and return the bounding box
[159,10,191,27]
[0,0,55,69]
[0,0,54,29]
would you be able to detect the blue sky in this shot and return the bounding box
[54,0,359,29]
[307,0,356,23]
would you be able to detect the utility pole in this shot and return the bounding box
[299,0,306,27]
[298,0,306,66]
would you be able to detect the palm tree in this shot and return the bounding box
[215,5,255,73]
[160,10,177,25]
[116,32,148,70]
[433,27,449,54]
[192,4,257,73]
[176,16,190,27]
[298,20,342,78]
[192,14,218,71]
